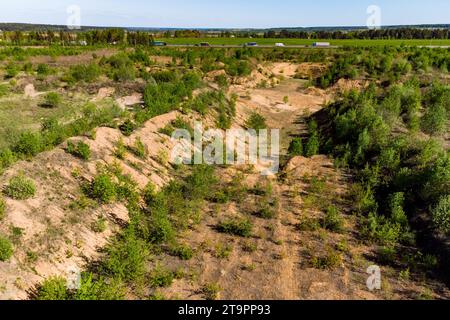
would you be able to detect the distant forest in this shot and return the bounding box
[1,23,450,44]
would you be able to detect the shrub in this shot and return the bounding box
[4,174,36,200]
[5,63,18,78]
[169,243,194,260]
[35,276,68,300]
[311,250,342,270]
[288,138,303,156]
[215,74,228,88]
[214,243,233,259]
[119,119,136,137]
[148,194,176,244]
[432,195,450,234]
[297,217,321,232]
[36,64,50,76]
[42,92,62,108]
[66,141,91,160]
[217,217,253,237]
[13,132,43,157]
[113,65,136,82]
[74,273,125,300]
[68,64,101,83]
[388,192,408,228]
[88,173,116,203]
[362,212,402,246]
[256,205,276,220]
[149,265,174,288]
[114,139,127,160]
[305,134,320,158]
[245,112,267,131]
[322,205,345,233]
[131,137,147,159]
[91,216,107,233]
[143,182,157,205]
[0,84,9,97]
[0,236,13,261]
[202,283,221,300]
[184,165,217,201]
[421,104,447,136]
[103,230,149,282]
[0,197,5,220]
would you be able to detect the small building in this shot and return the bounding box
[312,42,330,47]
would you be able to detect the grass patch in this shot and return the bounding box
[217,217,253,237]
[66,140,91,160]
[4,174,36,200]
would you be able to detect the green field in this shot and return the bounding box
[160,37,450,47]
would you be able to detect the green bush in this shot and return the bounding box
[0,235,13,261]
[169,243,194,260]
[66,141,91,160]
[68,63,101,83]
[143,182,157,206]
[5,63,18,78]
[245,112,267,131]
[311,250,342,270]
[103,229,149,282]
[0,84,9,97]
[432,195,450,234]
[148,194,176,244]
[149,265,174,288]
[114,139,127,160]
[119,119,136,136]
[256,205,276,219]
[202,283,222,300]
[13,132,43,157]
[322,205,345,233]
[36,64,51,76]
[74,273,125,300]
[305,121,320,157]
[4,174,36,200]
[113,65,136,82]
[130,138,147,159]
[35,276,68,300]
[421,104,447,136]
[217,217,253,237]
[288,138,303,156]
[43,92,62,108]
[0,197,6,220]
[88,173,116,203]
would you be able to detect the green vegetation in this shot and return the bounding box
[66,140,91,160]
[245,112,267,131]
[288,138,303,156]
[4,174,36,200]
[0,197,6,220]
[42,92,62,108]
[432,195,450,235]
[0,235,13,261]
[217,217,253,237]
[322,205,345,233]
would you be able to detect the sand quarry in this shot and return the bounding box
[1,61,445,300]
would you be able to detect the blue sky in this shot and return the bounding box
[1,0,449,28]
